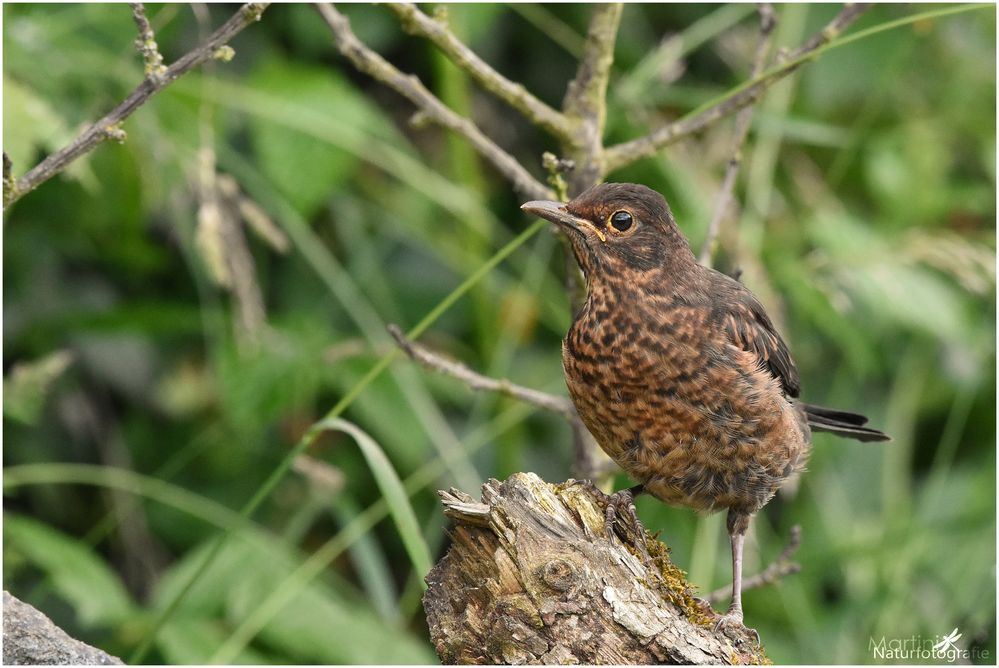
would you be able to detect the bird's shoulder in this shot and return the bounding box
[694,267,801,398]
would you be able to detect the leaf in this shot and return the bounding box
[3,514,134,627]
[3,350,74,425]
[245,59,404,218]
[225,546,436,664]
[152,533,435,663]
[157,617,273,665]
[2,76,69,167]
[150,534,254,619]
[310,417,433,581]
[332,497,401,627]
[2,75,98,192]
[245,582,435,664]
[324,356,432,473]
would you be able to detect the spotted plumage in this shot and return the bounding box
[522,182,889,632]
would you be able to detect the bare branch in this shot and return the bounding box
[217,174,290,253]
[387,3,572,142]
[388,322,609,482]
[562,3,623,193]
[7,3,269,208]
[786,3,870,61]
[129,3,167,82]
[707,524,802,605]
[563,3,623,129]
[604,4,872,173]
[2,153,13,207]
[316,3,555,202]
[698,3,777,266]
[387,324,576,419]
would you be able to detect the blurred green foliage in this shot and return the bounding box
[3,3,995,664]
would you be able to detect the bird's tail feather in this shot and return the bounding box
[802,403,891,443]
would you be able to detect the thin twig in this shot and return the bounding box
[2,153,13,206]
[387,3,572,142]
[390,322,605,482]
[562,3,624,194]
[6,3,268,208]
[316,3,554,202]
[387,324,577,420]
[129,3,167,82]
[707,525,802,605]
[785,3,870,61]
[217,174,290,253]
[603,4,871,172]
[563,3,623,130]
[698,3,777,267]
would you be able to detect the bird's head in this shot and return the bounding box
[521,183,694,280]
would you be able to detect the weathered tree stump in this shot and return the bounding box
[423,472,766,665]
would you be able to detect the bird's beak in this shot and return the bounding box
[521,200,606,242]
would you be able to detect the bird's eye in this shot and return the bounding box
[609,210,633,232]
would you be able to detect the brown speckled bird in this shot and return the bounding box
[522,182,889,633]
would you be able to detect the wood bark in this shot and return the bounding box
[423,473,767,665]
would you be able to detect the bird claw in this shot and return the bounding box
[713,610,760,647]
[603,488,654,561]
[604,488,638,538]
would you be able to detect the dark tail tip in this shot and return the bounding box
[804,403,891,442]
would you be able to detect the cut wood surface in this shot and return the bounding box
[423,472,766,665]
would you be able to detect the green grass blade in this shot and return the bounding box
[312,417,433,582]
[129,217,548,663]
[173,76,496,230]
[332,497,401,626]
[209,390,548,664]
[616,4,755,103]
[3,463,250,533]
[678,4,991,134]
[217,146,481,490]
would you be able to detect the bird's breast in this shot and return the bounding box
[562,287,808,513]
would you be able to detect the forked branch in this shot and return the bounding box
[316,3,555,201]
[128,2,167,82]
[387,3,572,141]
[603,4,872,172]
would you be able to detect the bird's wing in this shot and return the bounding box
[717,280,801,398]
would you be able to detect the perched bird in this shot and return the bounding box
[522,183,889,633]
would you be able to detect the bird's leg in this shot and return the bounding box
[604,484,646,543]
[715,509,760,644]
[728,530,746,620]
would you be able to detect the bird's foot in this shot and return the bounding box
[603,487,638,539]
[713,608,760,646]
[604,486,651,560]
